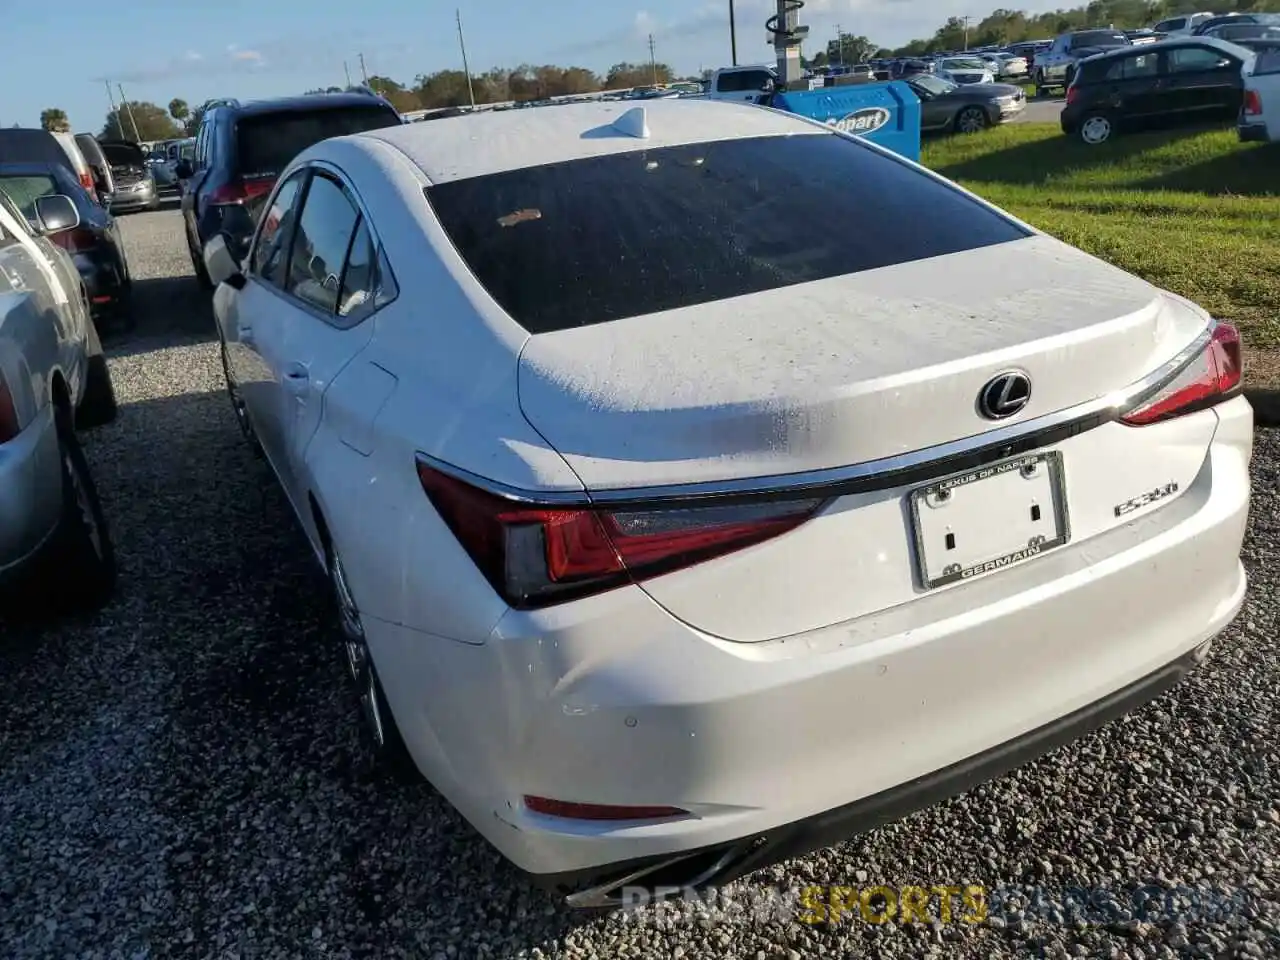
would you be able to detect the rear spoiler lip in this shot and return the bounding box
[418,322,1216,511]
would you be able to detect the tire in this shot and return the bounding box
[1034,71,1046,98]
[955,106,989,134]
[76,354,118,429]
[36,406,117,614]
[1078,111,1117,145]
[327,543,417,782]
[189,229,213,289]
[219,335,263,457]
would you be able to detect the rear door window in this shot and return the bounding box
[1103,52,1160,80]
[426,132,1030,335]
[1168,46,1235,73]
[251,169,308,288]
[234,107,401,177]
[1256,47,1280,74]
[283,172,361,315]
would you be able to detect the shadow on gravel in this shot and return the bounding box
[0,387,588,954]
[102,275,217,359]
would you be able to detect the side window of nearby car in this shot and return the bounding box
[282,172,366,320]
[1105,52,1159,80]
[1168,46,1234,73]
[250,169,308,288]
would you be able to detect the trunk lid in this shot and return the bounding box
[517,233,1206,491]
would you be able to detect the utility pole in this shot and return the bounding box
[104,80,122,139]
[836,23,843,66]
[456,8,477,108]
[117,83,140,141]
[343,61,353,88]
[962,16,972,51]
[358,52,368,85]
[649,34,658,85]
[729,0,738,66]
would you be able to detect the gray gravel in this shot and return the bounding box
[1,205,1277,959]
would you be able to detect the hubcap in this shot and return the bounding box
[332,555,386,749]
[65,450,104,560]
[1082,116,1111,143]
[958,109,984,133]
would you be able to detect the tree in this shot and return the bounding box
[39,108,70,133]
[604,61,673,89]
[100,101,181,142]
[168,98,189,124]
[826,34,878,65]
[366,75,422,112]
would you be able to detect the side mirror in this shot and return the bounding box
[33,195,80,234]
[761,76,777,93]
[174,159,194,179]
[203,234,245,290]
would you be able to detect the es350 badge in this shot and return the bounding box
[828,107,891,136]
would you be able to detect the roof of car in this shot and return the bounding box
[1083,35,1256,60]
[215,92,397,119]
[356,98,827,184]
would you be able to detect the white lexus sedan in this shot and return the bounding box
[205,98,1251,909]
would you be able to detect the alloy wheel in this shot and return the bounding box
[331,553,387,750]
[957,107,987,133]
[64,447,106,562]
[219,340,254,441]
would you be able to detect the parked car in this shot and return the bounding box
[1061,37,1255,145]
[0,161,133,328]
[1151,12,1214,37]
[891,58,936,80]
[991,53,1030,79]
[1034,29,1133,95]
[201,98,1250,909]
[177,91,403,287]
[0,129,100,206]
[0,187,118,616]
[1201,22,1280,44]
[1192,13,1279,37]
[99,140,160,214]
[1125,29,1167,46]
[906,73,1027,132]
[74,134,115,200]
[1240,41,1280,142]
[936,56,996,85]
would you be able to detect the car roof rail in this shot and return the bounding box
[201,97,241,112]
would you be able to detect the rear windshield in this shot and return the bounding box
[426,133,1030,335]
[1075,31,1130,47]
[235,106,401,176]
[0,174,58,219]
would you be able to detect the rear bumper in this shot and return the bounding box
[1238,122,1272,143]
[365,397,1252,894]
[0,405,62,581]
[74,253,126,317]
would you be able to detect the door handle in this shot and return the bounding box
[283,362,310,394]
[236,324,255,347]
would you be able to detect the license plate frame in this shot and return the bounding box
[908,451,1070,590]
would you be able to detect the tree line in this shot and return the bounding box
[34,0,1280,139]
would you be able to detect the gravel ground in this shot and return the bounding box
[1,206,1277,960]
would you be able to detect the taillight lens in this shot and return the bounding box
[209,178,275,205]
[416,461,825,608]
[47,227,98,253]
[1066,86,1079,105]
[79,171,98,201]
[1244,89,1262,116]
[1121,323,1242,426]
[0,376,19,443]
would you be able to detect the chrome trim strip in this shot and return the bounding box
[416,325,1214,509]
[562,846,741,909]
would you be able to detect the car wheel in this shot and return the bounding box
[189,232,214,289]
[955,106,989,134]
[1078,111,1116,145]
[219,335,262,457]
[328,544,417,781]
[1034,71,1046,97]
[76,354,118,430]
[39,404,117,614]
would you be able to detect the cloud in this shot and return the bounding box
[184,51,202,62]
[230,49,264,63]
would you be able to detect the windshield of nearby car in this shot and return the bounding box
[1073,31,1130,48]
[424,134,1029,335]
[235,106,401,176]
[0,174,58,220]
[943,57,987,69]
[909,74,959,95]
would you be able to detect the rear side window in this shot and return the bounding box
[426,133,1030,335]
[234,107,401,176]
[1102,52,1159,80]
[251,169,307,286]
[1168,46,1233,73]
[1256,47,1280,74]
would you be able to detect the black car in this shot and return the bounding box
[1200,22,1280,44]
[905,73,1027,133]
[0,161,132,328]
[1060,38,1253,145]
[1192,13,1279,37]
[177,90,403,287]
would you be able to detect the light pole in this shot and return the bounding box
[963,16,972,51]
[456,8,477,108]
[729,0,738,66]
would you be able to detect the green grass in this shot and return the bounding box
[921,123,1280,348]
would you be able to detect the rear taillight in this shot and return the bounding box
[1121,323,1242,426]
[0,376,19,443]
[78,171,97,201]
[1066,86,1080,105]
[47,228,98,253]
[1244,89,1262,116]
[208,179,275,205]
[416,461,826,608]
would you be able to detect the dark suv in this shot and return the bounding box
[177,91,402,287]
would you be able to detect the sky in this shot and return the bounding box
[7,0,1079,130]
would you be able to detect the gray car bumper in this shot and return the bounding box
[109,182,159,211]
[0,404,63,580]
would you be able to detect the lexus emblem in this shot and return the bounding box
[978,371,1032,420]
